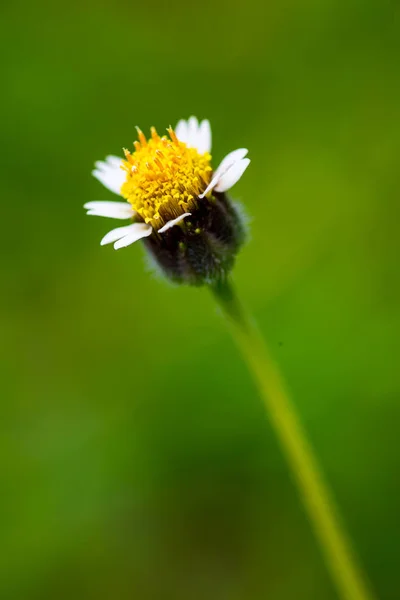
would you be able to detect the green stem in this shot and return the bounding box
[211,278,375,600]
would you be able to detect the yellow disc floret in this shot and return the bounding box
[120,126,212,230]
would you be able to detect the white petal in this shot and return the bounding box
[175,119,189,144]
[213,148,248,180]
[175,117,211,154]
[214,158,250,193]
[199,148,249,198]
[187,116,199,148]
[199,172,221,199]
[158,213,191,234]
[100,223,151,246]
[92,155,126,196]
[104,155,123,168]
[196,119,212,154]
[84,201,135,219]
[114,224,152,249]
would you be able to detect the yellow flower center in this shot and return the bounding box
[120,127,212,229]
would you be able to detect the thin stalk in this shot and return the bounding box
[211,278,375,600]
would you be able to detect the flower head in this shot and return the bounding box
[85,117,250,284]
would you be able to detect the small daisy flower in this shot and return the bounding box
[84,117,250,285]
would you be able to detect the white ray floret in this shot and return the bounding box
[92,155,126,196]
[175,117,212,154]
[84,201,135,219]
[100,222,152,249]
[114,226,152,249]
[212,148,249,181]
[197,119,212,154]
[214,158,251,193]
[199,148,249,198]
[174,119,187,143]
[186,116,197,146]
[158,213,192,234]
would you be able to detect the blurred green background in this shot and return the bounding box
[1,0,400,598]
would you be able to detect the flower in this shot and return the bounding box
[85,117,250,284]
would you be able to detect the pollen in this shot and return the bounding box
[120,127,213,229]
